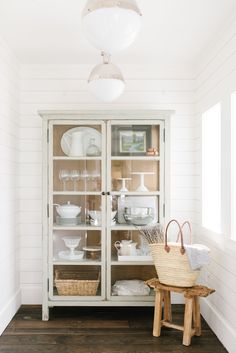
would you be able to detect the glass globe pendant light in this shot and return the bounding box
[82,0,142,54]
[88,52,125,102]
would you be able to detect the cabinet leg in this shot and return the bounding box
[153,289,163,337]
[42,305,49,321]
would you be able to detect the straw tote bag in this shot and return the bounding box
[149,219,200,287]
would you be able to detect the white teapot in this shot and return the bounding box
[114,240,138,256]
[54,201,81,218]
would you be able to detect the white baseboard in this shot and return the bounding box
[0,288,21,335]
[201,298,236,353]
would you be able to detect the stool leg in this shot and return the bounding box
[183,297,194,346]
[163,290,172,322]
[193,296,201,336]
[153,289,163,337]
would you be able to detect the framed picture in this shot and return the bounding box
[111,125,152,156]
[119,130,146,153]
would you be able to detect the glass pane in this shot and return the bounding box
[110,265,156,297]
[53,124,102,157]
[53,265,101,297]
[111,124,159,157]
[111,160,159,192]
[53,230,101,262]
[54,160,101,192]
[53,195,102,225]
[111,195,159,225]
[111,229,152,260]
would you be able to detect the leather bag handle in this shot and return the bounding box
[176,221,192,244]
[164,219,185,255]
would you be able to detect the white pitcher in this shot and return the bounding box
[114,240,137,256]
[69,131,84,156]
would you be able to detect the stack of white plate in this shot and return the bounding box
[58,250,84,261]
[56,216,81,226]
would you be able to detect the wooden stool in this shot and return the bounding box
[146,278,215,346]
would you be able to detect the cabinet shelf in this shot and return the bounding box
[111,191,160,196]
[110,224,142,231]
[53,260,101,266]
[53,191,101,196]
[53,224,102,230]
[53,156,102,161]
[109,294,154,302]
[111,156,160,161]
[111,260,153,266]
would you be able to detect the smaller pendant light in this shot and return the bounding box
[88,52,125,102]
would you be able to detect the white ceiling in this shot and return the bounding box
[0,0,235,66]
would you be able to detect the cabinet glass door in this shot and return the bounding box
[48,121,106,300]
[107,120,164,301]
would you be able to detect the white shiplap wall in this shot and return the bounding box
[0,38,20,333]
[19,64,197,303]
[195,18,236,353]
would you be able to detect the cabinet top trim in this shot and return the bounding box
[39,109,174,121]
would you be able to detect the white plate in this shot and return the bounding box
[58,250,84,260]
[61,127,102,157]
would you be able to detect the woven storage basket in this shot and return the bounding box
[55,270,100,296]
[149,220,200,287]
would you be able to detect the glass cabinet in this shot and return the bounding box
[41,112,169,320]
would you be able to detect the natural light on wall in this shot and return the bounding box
[231,92,236,240]
[202,103,221,233]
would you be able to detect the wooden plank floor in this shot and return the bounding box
[0,305,228,353]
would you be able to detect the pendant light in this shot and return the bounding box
[82,0,142,54]
[88,52,125,102]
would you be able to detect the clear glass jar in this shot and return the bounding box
[86,138,101,156]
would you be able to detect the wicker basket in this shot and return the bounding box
[149,220,200,287]
[55,270,100,296]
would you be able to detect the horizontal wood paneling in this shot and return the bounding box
[20,103,195,116]
[20,78,196,92]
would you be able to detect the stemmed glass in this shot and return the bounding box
[70,170,80,191]
[90,170,101,191]
[59,169,70,191]
[80,169,89,192]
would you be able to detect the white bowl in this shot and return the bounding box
[89,210,117,221]
[89,210,102,221]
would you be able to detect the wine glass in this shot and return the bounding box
[89,170,101,191]
[81,169,89,192]
[59,169,70,191]
[70,170,80,191]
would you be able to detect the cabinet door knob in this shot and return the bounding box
[101,191,106,195]
[107,192,110,195]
